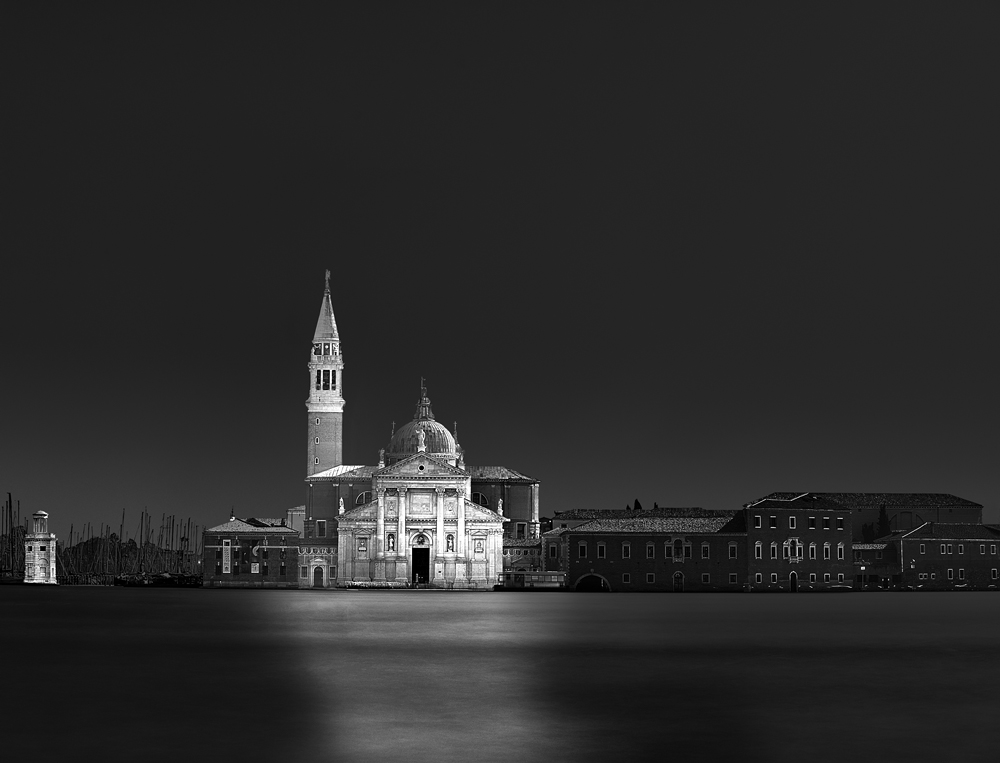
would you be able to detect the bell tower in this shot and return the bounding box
[306,270,344,475]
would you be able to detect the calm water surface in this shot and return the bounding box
[3,588,998,762]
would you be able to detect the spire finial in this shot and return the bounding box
[324,269,331,293]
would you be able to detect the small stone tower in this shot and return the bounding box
[306,270,345,475]
[25,511,57,585]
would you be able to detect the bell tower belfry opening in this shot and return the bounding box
[306,270,345,475]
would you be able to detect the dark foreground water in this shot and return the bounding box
[3,588,999,762]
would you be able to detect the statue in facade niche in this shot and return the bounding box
[339,497,345,515]
[496,498,503,516]
[447,534,454,552]
[416,429,426,450]
[387,533,395,552]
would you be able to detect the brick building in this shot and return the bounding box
[203,516,299,588]
[866,522,1000,590]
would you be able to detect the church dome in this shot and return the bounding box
[386,384,457,464]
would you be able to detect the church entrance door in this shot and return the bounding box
[412,548,430,585]
[673,572,684,592]
[313,567,324,588]
[789,571,798,592]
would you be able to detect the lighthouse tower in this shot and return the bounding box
[306,270,345,475]
[25,511,57,584]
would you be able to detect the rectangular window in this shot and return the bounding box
[684,545,691,559]
[981,545,986,555]
[959,569,966,580]
[622,573,631,583]
[755,573,762,584]
[300,566,308,577]
[854,550,862,560]
[809,544,816,560]
[789,516,796,530]
[549,545,557,558]
[622,544,630,559]
[770,573,778,584]
[823,517,831,530]
[754,543,762,559]
[597,544,606,559]
[316,520,326,538]
[808,517,816,529]
[647,573,656,584]
[280,563,286,577]
[322,369,330,390]
[920,544,926,554]
[947,544,953,555]
[578,543,587,559]
[516,523,527,539]
[837,573,844,582]
[809,573,816,583]
[837,545,845,561]
[824,573,831,582]
[754,515,762,529]
[992,569,998,580]
[874,550,882,560]
[769,516,777,529]
[941,544,947,554]
[729,544,737,559]
[770,544,777,560]
[782,544,790,559]
[823,545,831,560]
[701,544,710,559]
[947,569,954,580]
[315,370,321,390]
[646,544,654,559]
[959,544,965,555]
[729,573,738,584]
[39,546,46,552]
[664,543,672,558]
[837,518,844,530]
[701,573,710,584]
[993,545,998,555]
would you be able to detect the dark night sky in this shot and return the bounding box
[3,3,998,540]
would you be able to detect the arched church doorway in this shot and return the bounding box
[673,572,684,592]
[313,567,324,588]
[575,574,610,592]
[789,571,798,592]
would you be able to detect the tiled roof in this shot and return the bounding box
[853,543,888,550]
[206,518,298,534]
[753,492,982,509]
[569,513,738,534]
[307,465,378,480]
[467,465,536,481]
[503,538,541,547]
[746,495,846,511]
[554,507,711,521]
[893,523,1000,541]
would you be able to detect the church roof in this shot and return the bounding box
[467,465,536,482]
[568,513,738,534]
[307,465,377,480]
[386,383,457,461]
[312,271,339,341]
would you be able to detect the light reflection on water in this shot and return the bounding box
[4,588,1000,762]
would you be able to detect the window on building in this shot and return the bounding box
[754,515,762,529]
[958,544,965,555]
[837,518,844,530]
[769,516,777,529]
[729,573,738,584]
[770,543,777,560]
[755,573,762,584]
[823,544,831,560]
[823,517,831,530]
[314,437,319,444]
[517,523,527,539]
[314,457,319,465]
[959,568,966,580]
[770,573,778,584]
[701,573,710,584]
[578,543,588,559]
[837,544,845,561]
[809,543,817,560]
[356,491,372,505]
[675,539,685,558]
[597,544,606,559]
[809,573,816,583]
[316,520,326,538]
[300,566,308,577]
[729,544,738,559]
[789,516,796,530]
[782,544,790,560]
[947,569,954,580]
[549,545,557,558]
[701,544,710,559]
[472,492,489,508]
[940,543,947,554]
[808,517,816,529]
[981,545,986,555]
[313,344,322,356]
[920,544,926,554]
[824,573,831,582]
[322,369,331,390]
[684,544,691,559]
[622,573,631,583]
[992,569,998,580]
[647,573,656,584]
[280,563,286,577]
[754,542,762,559]
[993,545,998,555]
[664,542,672,558]
[837,573,844,582]
[622,543,631,559]
[854,550,862,560]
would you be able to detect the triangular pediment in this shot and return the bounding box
[463,500,507,524]
[377,452,468,478]
[341,502,377,521]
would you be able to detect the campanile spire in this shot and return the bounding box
[306,271,345,475]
